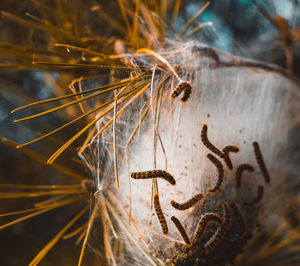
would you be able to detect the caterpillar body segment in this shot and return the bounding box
[194,213,222,240]
[130,170,176,185]
[253,142,271,183]
[207,153,224,193]
[171,193,203,210]
[235,163,255,188]
[222,145,239,170]
[244,185,264,206]
[201,124,224,158]
[170,81,192,102]
[171,216,191,245]
[154,193,168,234]
[229,203,246,243]
[180,83,192,102]
[204,202,232,253]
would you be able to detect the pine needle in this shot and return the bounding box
[0,189,84,198]
[78,203,98,265]
[177,1,210,38]
[11,80,129,114]
[63,222,87,240]
[0,137,85,181]
[54,43,107,59]
[136,48,181,81]
[0,197,81,231]
[47,86,143,164]
[13,82,129,122]
[29,206,89,266]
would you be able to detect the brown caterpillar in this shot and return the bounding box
[170,81,192,102]
[235,163,255,188]
[201,124,224,158]
[154,193,168,234]
[171,216,191,245]
[222,145,239,170]
[171,193,203,210]
[207,154,224,193]
[130,170,176,185]
[253,142,271,183]
[244,185,264,206]
[229,203,246,243]
[194,212,222,240]
[204,202,232,253]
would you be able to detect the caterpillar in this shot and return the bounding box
[204,202,232,253]
[229,203,246,243]
[222,145,239,170]
[171,193,203,210]
[207,154,224,193]
[194,212,222,240]
[154,193,168,234]
[171,216,191,245]
[235,163,255,188]
[201,124,224,158]
[170,81,192,102]
[244,185,264,206]
[253,142,271,183]
[130,170,176,185]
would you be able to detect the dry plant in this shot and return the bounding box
[0,0,299,265]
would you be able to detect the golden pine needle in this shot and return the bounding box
[47,85,142,164]
[54,43,107,59]
[113,92,119,189]
[0,41,68,57]
[182,21,213,39]
[177,1,210,38]
[0,189,84,198]
[16,94,118,148]
[47,83,148,164]
[25,12,72,36]
[0,137,85,180]
[171,0,181,30]
[34,195,66,207]
[132,0,141,48]
[0,207,46,218]
[1,11,81,43]
[118,0,130,31]
[105,198,156,266]
[78,204,98,265]
[13,82,129,122]
[126,104,150,147]
[101,200,117,266]
[32,61,139,70]
[63,222,88,240]
[0,184,81,190]
[76,228,87,245]
[11,80,129,114]
[0,197,81,231]
[102,199,118,239]
[136,48,181,81]
[88,82,150,144]
[96,5,127,36]
[29,206,89,266]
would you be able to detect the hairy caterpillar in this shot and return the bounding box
[171,216,191,245]
[222,145,239,170]
[235,164,255,188]
[207,154,224,193]
[130,170,176,185]
[154,193,168,234]
[171,193,203,210]
[253,142,271,183]
[201,124,224,158]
